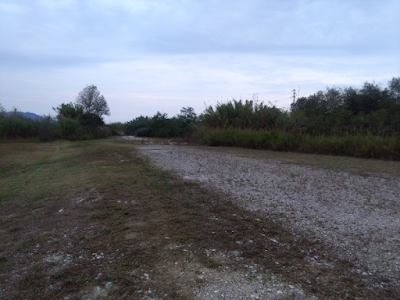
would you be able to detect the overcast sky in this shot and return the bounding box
[0,0,399,123]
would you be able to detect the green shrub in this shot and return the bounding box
[198,128,400,160]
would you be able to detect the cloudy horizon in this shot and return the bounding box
[1,0,399,123]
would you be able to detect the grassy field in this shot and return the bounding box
[0,139,398,299]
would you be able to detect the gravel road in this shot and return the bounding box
[137,145,400,291]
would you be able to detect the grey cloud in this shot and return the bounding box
[0,0,399,122]
[2,0,399,68]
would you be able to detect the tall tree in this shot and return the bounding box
[388,77,400,100]
[76,85,110,118]
[180,106,197,121]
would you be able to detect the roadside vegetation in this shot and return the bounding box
[124,106,198,139]
[197,77,400,159]
[2,77,400,159]
[0,105,57,141]
[0,85,115,142]
[125,77,400,160]
[198,129,400,160]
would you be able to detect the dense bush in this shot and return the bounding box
[197,77,400,160]
[200,99,288,130]
[199,78,400,137]
[125,107,198,138]
[54,102,111,140]
[289,78,400,135]
[198,128,400,160]
[108,122,125,136]
[122,77,400,159]
[0,104,111,142]
[0,109,58,141]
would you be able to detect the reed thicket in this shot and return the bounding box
[197,78,400,160]
[198,128,400,160]
[0,109,57,141]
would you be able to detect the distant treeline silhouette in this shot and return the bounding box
[2,78,400,159]
[125,77,400,159]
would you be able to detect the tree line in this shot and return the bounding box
[290,78,400,136]
[196,77,400,159]
[0,85,113,141]
[2,78,400,159]
[123,77,400,159]
[200,77,400,135]
[124,107,198,138]
[0,105,57,141]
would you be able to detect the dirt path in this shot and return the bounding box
[2,141,399,299]
[137,144,400,297]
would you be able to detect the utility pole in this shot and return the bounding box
[292,89,296,104]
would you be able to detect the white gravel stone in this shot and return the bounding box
[138,145,400,286]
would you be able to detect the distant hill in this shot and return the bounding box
[5,111,45,121]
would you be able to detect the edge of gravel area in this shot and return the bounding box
[192,145,400,176]
[137,144,400,298]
